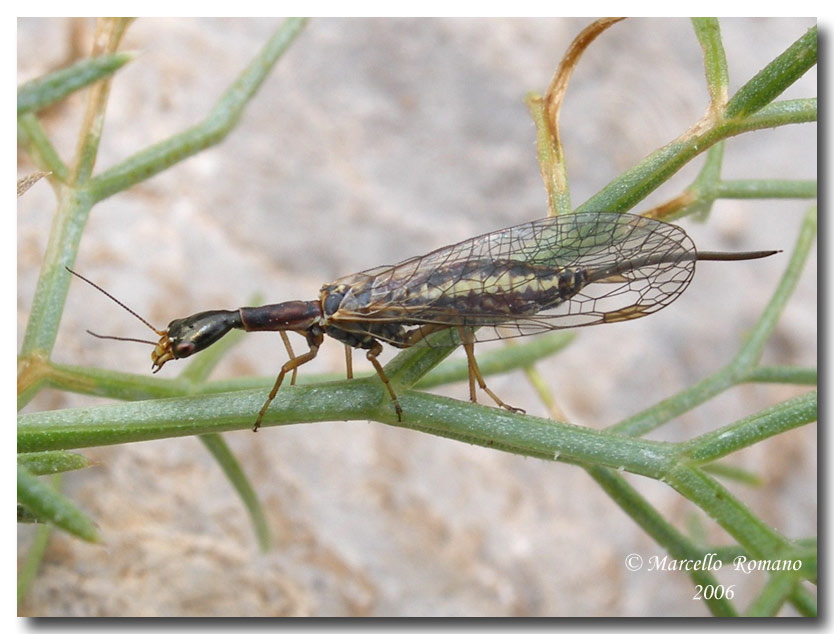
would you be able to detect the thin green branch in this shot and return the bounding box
[665,466,791,558]
[609,364,735,437]
[745,574,798,616]
[730,98,816,132]
[17,465,98,543]
[731,205,816,369]
[19,386,685,479]
[788,585,818,616]
[87,18,307,203]
[692,18,729,109]
[681,392,816,464]
[18,188,95,358]
[17,51,136,116]
[717,179,816,199]
[586,465,737,616]
[17,113,69,182]
[726,25,817,119]
[643,151,815,222]
[744,365,816,385]
[701,462,763,486]
[684,142,725,218]
[17,450,91,475]
[526,93,571,215]
[19,359,185,409]
[17,509,53,606]
[70,19,134,185]
[577,98,815,215]
[199,434,271,552]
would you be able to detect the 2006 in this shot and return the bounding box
[694,585,736,600]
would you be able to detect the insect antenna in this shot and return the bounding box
[84,330,159,346]
[65,266,165,339]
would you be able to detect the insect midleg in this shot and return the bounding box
[278,331,298,386]
[365,340,403,421]
[458,327,525,415]
[344,345,354,380]
[254,331,323,432]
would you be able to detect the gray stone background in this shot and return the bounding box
[18,18,816,616]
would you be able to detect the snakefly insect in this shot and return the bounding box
[68,212,777,431]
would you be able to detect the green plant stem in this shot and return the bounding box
[17,52,135,116]
[17,450,91,474]
[717,180,816,199]
[746,574,800,616]
[692,18,729,108]
[199,434,271,552]
[17,114,69,181]
[731,205,816,369]
[17,382,816,499]
[69,24,127,185]
[576,97,815,215]
[18,510,53,607]
[665,467,789,558]
[644,147,815,222]
[731,98,816,132]
[18,21,309,555]
[681,392,816,464]
[701,462,762,486]
[789,585,818,617]
[745,365,816,384]
[587,465,737,616]
[725,26,817,119]
[86,18,307,203]
[18,384,682,478]
[526,93,571,215]
[19,188,95,359]
[17,465,98,542]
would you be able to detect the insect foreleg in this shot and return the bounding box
[458,327,525,415]
[366,340,403,421]
[253,330,324,432]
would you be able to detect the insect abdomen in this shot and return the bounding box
[362,259,588,323]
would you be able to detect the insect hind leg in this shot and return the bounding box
[366,341,403,421]
[458,327,525,415]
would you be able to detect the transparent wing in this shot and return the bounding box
[325,213,697,347]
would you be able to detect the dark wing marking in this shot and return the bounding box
[323,213,697,347]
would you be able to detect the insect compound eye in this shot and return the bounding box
[173,340,197,358]
[323,291,344,316]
